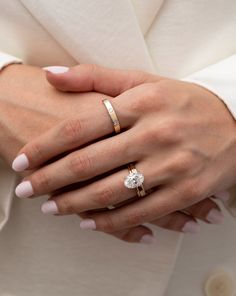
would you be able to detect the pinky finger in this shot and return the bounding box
[150,211,200,234]
[111,225,156,244]
[79,211,199,245]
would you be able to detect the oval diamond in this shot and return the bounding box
[124,172,144,189]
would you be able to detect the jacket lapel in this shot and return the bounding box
[19,0,155,71]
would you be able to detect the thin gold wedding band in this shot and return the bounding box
[102,99,121,134]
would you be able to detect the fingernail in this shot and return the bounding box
[12,153,29,172]
[182,221,200,233]
[43,66,69,74]
[15,181,33,198]
[139,234,156,244]
[215,190,230,202]
[41,200,59,215]
[206,209,224,224]
[80,219,96,230]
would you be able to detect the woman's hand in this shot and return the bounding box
[0,64,111,164]
[12,65,235,239]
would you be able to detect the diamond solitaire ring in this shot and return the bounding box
[124,163,146,197]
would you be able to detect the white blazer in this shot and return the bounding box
[0,1,236,295]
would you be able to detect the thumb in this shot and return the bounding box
[43,64,163,96]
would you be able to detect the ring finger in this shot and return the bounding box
[14,129,136,198]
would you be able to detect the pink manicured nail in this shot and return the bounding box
[12,153,29,172]
[15,181,33,198]
[80,219,96,230]
[206,209,224,224]
[43,66,69,74]
[140,234,156,244]
[215,190,230,202]
[41,200,59,215]
[182,221,200,233]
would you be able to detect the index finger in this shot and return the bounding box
[12,96,129,171]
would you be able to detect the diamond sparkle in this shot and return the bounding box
[124,172,144,189]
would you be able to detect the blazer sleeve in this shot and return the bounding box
[183,54,236,120]
[183,54,236,217]
[0,52,22,70]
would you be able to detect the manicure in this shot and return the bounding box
[215,190,230,202]
[15,181,34,198]
[182,221,200,234]
[41,200,59,215]
[140,234,157,244]
[206,209,224,224]
[43,66,69,74]
[80,219,96,230]
[12,153,29,172]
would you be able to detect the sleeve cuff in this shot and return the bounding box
[183,54,236,120]
[0,52,22,71]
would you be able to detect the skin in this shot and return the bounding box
[1,63,217,244]
[12,64,236,243]
[0,64,110,162]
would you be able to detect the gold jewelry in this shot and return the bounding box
[102,99,121,134]
[124,163,146,197]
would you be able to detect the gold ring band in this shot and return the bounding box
[109,164,146,210]
[126,163,146,197]
[102,99,121,134]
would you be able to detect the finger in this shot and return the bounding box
[86,210,200,244]
[12,95,132,171]
[14,130,137,198]
[80,211,199,245]
[184,198,224,224]
[109,226,156,244]
[40,156,180,215]
[42,170,138,215]
[78,211,156,244]
[77,181,205,233]
[12,82,164,172]
[150,211,200,234]
[44,64,162,95]
[214,190,231,202]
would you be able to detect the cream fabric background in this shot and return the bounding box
[0,0,236,295]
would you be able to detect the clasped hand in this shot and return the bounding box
[12,65,236,243]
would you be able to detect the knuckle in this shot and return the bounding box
[60,118,83,145]
[28,142,44,164]
[95,186,116,207]
[155,120,178,144]
[130,83,159,112]
[164,214,182,230]
[58,196,77,214]
[182,179,205,202]
[155,80,170,96]
[32,170,51,193]
[140,120,180,146]
[69,152,92,178]
[171,151,195,175]
[125,209,149,226]
[85,63,99,74]
[101,214,116,233]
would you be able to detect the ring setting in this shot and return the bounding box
[124,171,144,189]
[101,99,147,199]
[124,164,146,197]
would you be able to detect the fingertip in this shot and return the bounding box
[215,190,231,202]
[43,66,69,74]
[139,234,157,244]
[44,67,71,91]
[122,226,155,244]
[12,153,29,172]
